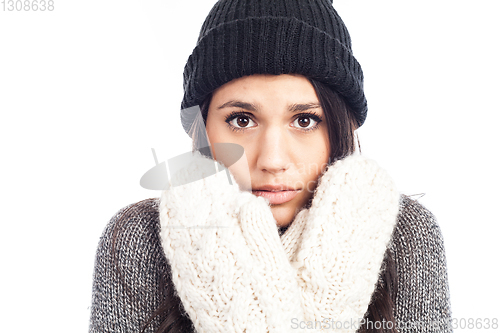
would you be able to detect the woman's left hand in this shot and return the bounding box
[281,154,401,332]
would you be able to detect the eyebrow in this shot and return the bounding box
[216,100,322,113]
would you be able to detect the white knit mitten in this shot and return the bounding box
[281,154,401,332]
[159,151,305,333]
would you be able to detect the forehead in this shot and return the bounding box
[210,74,320,108]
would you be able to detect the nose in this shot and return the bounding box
[256,126,291,175]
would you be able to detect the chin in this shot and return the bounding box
[270,205,295,228]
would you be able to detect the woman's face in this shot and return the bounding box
[206,74,330,227]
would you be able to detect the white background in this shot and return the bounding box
[1,0,499,331]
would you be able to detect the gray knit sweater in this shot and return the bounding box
[89,194,453,333]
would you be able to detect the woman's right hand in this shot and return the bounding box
[159,151,305,332]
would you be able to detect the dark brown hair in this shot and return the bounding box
[113,76,399,333]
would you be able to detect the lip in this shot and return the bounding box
[252,185,300,205]
[253,184,297,191]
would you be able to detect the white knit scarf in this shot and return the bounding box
[159,152,401,333]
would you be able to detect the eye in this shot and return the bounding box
[292,113,322,131]
[225,112,256,132]
[224,111,323,133]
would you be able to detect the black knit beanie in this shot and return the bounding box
[180,0,367,136]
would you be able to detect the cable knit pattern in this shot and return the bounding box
[157,152,399,332]
[159,151,305,332]
[89,156,453,333]
[280,154,401,332]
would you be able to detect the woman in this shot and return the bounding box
[89,0,453,332]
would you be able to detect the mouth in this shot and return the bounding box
[251,188,300,205]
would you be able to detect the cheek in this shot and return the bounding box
[295,143,329,193]
[226,153,252,191]
[205,113,221,144]
[299,135,330,174]
[206,113,254,191]
[206,113,245,146]
[299,171,321,199]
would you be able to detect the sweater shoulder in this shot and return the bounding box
[99,197,161,243]
[389,194,453,331]
[392,194,446,253]
[92,197,166,292]
[390,193,449,276]
[90,197,169,333]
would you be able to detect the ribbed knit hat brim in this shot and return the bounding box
[181,3,367,134]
